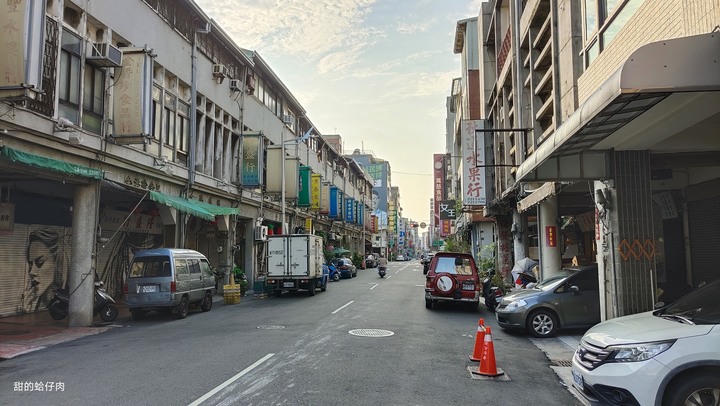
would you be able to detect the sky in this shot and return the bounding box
[194,0,483,224]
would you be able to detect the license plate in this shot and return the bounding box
[462,283,474,290]
[571,368,584,389]
[283,282,294,288]
[142,285,157,293]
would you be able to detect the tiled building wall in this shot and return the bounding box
[578,0,720,102]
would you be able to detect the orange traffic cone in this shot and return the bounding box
[469,318,486,361]
[472,327,505,377]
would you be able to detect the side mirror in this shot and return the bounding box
[569,285,580,293]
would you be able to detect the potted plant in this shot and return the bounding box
[233,266,249,296]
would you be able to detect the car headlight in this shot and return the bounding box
[609,341,675,362]
[505,299,527,311]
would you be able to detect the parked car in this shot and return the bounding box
[396,254,405,261]
[572,278,720,406]
[332,258,356,279]
[422,252,435,275]
[424,252,480,310]
[495,264,600,338]
[365,254,377,268]
[124,248,216,320]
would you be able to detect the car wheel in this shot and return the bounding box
[332,274,340,282]
[425,299,433,310]
[527,309,558,338]
[177,296,189,319]
[664,373,720,406]
[200,292,213,312]
[308,280,316,296]
[100,305,118,322]
[131,309,146,321]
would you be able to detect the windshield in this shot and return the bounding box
[432,256,475,275]
[534,269,576,290]
[656,279,720,324]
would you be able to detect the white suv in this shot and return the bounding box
[571,279,720,406]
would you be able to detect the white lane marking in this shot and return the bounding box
[331,300,355,314]
[369,283,379,290]
[188,353,275,406]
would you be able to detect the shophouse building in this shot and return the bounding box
[0,0,371,322]
[456,0,719,319]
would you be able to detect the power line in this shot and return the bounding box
[394,171,432,176]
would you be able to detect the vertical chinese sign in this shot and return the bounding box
[0,0,44,98]
[461,120,487,206]
[433,154,446,228]
[310,174,322,211]
[113,51,153,137]
[240,132,263,188]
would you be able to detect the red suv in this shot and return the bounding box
[425,252,481,310]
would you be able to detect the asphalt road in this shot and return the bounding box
[0,260,581,406]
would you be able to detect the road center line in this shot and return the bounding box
[332,300,354,314]
[189,353,275,406]
[369,283,379,290]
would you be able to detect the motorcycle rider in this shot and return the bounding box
[377,254,388,268]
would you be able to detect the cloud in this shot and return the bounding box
[196,0,378,66]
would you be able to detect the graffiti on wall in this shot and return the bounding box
[21,227,71,313]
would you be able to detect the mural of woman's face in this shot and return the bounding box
[25,237,58,310]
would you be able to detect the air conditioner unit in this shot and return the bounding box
[212,64,228,78]
[245,74,256,94]
[229,79,242,91]
[254,225,268,241]
[282,115,293,124]
[86,41,123,67]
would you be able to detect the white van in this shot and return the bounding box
[124,249,216,320]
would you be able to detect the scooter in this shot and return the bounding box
[482,269,503,312]
[327,263,341,282]
[378,266,387,278]
[47,280,118,322]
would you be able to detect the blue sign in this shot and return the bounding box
[345,197,355,223]
[329,186,339,218]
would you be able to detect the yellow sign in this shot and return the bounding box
[310,174,322,211]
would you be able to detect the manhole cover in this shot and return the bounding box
[348,329,394,337]
[0,330,31,336]
[257,325,285,330]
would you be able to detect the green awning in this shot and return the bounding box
[149,191,215,221]
[0,146,104,180]
[191,199,240,216]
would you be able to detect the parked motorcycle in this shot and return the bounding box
[482,269,503,312]
[327,263,341,282]
[47,280,118,322]
[378,266,387,278]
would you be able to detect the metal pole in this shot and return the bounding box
[281,128,285,235]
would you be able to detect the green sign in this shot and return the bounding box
[432,240,443,246]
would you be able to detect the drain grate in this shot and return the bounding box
[348,329,394,337]
[257,325,285,330]
[551,360,573,367]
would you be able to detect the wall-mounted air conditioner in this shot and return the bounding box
[86,41,123,67]
[282,115,293,124]
[212,64,228,78]
[229,79,242,91]
[246,74,256,94]
[254,225,268,241]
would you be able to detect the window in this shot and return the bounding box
[82,64,105,134]
[151,85,162,141]
[177,100,190,153]
[58,29,82,124]
[163,91,176,147]
[188,259,201,274]
[582,0,645,67]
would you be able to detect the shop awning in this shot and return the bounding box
[0,146,104,180]
[517,182,556,213]
[516,32,720,182]
[190,199,240,216]
[149,191,215,221]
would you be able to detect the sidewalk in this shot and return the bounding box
[531,334,589,406]
[0,305,128,360]
[0,296,228,360]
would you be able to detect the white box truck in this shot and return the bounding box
[266,234,328,297]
